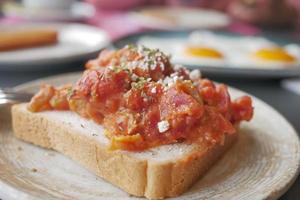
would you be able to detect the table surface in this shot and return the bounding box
[0,67,299,200]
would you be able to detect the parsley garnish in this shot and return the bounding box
[131,77,147,89]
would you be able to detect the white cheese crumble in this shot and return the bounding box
[161,72,184,91]
[163,76,174,86]
[157,120,170,133]
[108,65,114,70]
[189,69,201,81]
[134,45,168,72]
[131,74,138,81]
[159,63,165,71]
[174,64,183,71]
[128,61,138,69]
[151,87,157,94]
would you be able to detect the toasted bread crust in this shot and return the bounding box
[11,104,237,199]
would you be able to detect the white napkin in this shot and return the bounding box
[282,79,300,96]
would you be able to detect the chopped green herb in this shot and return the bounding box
[131,77,147,89]
[126,44,137,50]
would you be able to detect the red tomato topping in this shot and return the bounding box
[231,96,254,122]
[28,45,254,151]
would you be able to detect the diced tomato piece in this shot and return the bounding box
[231,96,253,122]
[125,89,147,111]
[49,85,71,110]
[28,84,55,112]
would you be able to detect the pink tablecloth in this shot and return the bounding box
[0,11,145,41]
[4,7,300,41]
[0,9,266,41]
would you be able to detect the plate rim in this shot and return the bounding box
[0,72,298,200]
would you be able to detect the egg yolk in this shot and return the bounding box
[185,46,223,59]
[254,48,295,62]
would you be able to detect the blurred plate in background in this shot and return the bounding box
[0,23,110,71]
[130,7,230,30]
[113,31,300,79]
[282,78,300,96]
[2,2,95,22]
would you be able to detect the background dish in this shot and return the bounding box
[0,23,110,71]
[2,2,95,21]
[282,78,300,96]
[113,31,300,79]
[130,7,230,30]
[138,31,300,69]
[0,72,299,200]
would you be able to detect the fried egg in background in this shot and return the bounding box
[137,31,300,69]
[138,36,225,66]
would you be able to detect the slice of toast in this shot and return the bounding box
[11,103,237,199]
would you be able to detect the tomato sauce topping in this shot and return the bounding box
[28,45,253,151]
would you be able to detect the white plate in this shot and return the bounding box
[3,2,95,22]
[130,7,230,30]
[0,23,110,71]
[0,72,299,200]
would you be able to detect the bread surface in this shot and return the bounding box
[11,103,237,199]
